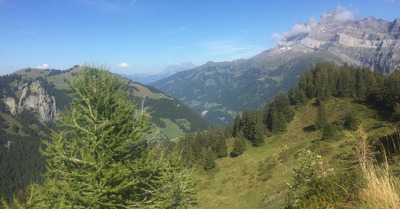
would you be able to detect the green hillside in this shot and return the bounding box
[194,97,397,208]
[12,66,210,138]
[3,63,400,208]
[152,51,344,127]
[0,66,209,201]
[173,63,400,208]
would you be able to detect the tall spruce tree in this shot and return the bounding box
[252,122,265,147]
[232,114,242,137]
[315,101,328,130]
[231,131,246,157]
[204,148,216,171]
[213,125,227,158]
[15,66,196,208]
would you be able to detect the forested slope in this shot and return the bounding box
[176,62,400,208]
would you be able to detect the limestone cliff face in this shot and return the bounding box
[270,14,400,73]
[4,81,58,122]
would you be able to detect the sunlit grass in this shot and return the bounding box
[194,98,396,208]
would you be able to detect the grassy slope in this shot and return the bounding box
[194,97,396,209]
[11,67,202,139]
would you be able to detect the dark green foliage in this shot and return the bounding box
[12,125,19,133]
[274,93,295,123]
[241,109,257,140]
[288,86,307,106]
[298,63,400,117]
[344,112,360,131]
[240,109,267,146]
[11,66,197,208]
[252,122,265,147]
[232,114,242,137]
[0,130,46,202]
[213,125,227,158]
[204,148,216,171]
[355,68,367,100]
[262,100,271,125]
[315,101,327,130]
[0,76,50,202]
[322,123,336,140]
[177,126,229,170]
[224,123,233,138]
[176,133,195,166]
[267,103,286,133]
[296,171,362,208]
[142,96,209,133]
[263,93,294,133]
[231,131,246,157]
[285,150,363,209]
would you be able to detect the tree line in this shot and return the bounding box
[177,91,296,170]
[290,62,400,118]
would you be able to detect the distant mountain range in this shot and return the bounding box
[121,62,196,84]
[151,9,400,127]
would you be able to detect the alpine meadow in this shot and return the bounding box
[1,2,400,209]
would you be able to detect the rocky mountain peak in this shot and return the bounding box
[268,10,400,73]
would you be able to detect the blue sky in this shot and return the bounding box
[0,0,399,75]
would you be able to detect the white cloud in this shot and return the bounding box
[321,6,357,23]
[37,63,50,69]
[271,17,317,42]
[286,17,317,37]
[271,33,283,43]
[271,6,357,42]
[118,62,131,68]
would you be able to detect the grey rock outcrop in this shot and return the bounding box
[4,81,58,122]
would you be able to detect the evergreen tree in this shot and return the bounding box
[344,112,360,131]
[241,109,259,140]
[252,122,265,147]
[274,92,295,123]
[263,99,271,125]
[268,103,286,133]
[231,131,246,157]
[355,68,367,100]
[315,101,328,130]
[177,134,195,166]
[288,86,307,106]
[20,66,196,208]
[322,123,335,140]
[213,125,227,158]
[204,148,216,171]
[232,114,242,137]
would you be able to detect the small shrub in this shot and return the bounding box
[322,123,336,140]
[344,113,360,131]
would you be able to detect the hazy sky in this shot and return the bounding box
[0,0,399,75]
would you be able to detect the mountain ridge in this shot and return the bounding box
[152,11,400,127]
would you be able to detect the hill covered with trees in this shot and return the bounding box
[0,66,209,202]
[2,66,197,208]
[3,63,400,208]
[175,62,400,208]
